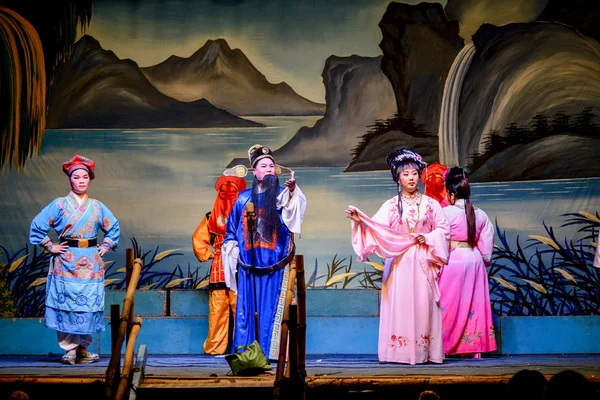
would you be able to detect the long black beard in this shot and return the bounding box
[252,174,280,243]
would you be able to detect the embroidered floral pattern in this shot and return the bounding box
[57,292,67,304]
[71,220,96,238]
[53,258,64,276]
[103,218,112,230]
[56,312,65,331]
[93,252,102,266]
[417,334,432,350]
[489,326,496,340]
[63,251,74,263]
[389,334,408,348]
[75,256,93,270]
[461,328,489,346]
[75,295,88,306]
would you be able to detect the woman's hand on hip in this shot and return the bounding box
[97,245,108,257]
[50,241,69,254]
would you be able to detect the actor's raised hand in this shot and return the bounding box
[51,241,69,254]
[285,170,296,192]
[345,207,361,222]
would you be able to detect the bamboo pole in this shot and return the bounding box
[105,257,142,399]
[125,248,135,345]
[287,304,299,398]
[114,317,143,400]
[295,255,306,379]
[273,258,297,398]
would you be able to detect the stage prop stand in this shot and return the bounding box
[127,344,147,400]
[114,317,142,400]
[105,256,143,400]
[288,304,301,399]
[274,255,298,399]
[296,254,307,381]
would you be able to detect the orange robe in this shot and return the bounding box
[193,215,237,354]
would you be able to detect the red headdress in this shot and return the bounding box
[422,161,448,206]
[62,154,95,180]
[207,176,247,235]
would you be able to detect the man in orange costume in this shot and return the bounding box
[193,175,246,354]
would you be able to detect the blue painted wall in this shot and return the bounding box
[1,290,598,355]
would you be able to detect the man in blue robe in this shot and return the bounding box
[222,144,306,359]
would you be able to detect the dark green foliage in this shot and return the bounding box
[104,237,209,290]
[467,108,600,171]
[306,254,360,289]
[0,244,51,317]
[351,112,436,161]
[489,212,600,316]
[0,237,210,317]
[0,250,17,317]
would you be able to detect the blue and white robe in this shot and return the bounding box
[29,191,120,335]
[223,185,305,359]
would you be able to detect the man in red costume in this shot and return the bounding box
[193,175,246,354]
[422,161,450,207]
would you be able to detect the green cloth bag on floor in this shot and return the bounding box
[225,340,273,376]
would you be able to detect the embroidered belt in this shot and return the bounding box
[238,243,296,272]
[62,237,97,248]
[450,240,471,249]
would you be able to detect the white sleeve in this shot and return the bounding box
[222,240,239,292]
[277,185,306,235]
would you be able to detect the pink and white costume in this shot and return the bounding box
[349,194,450,364]
[438,199,497,355]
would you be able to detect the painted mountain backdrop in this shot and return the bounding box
[142,39,326,116]
[47,36,262,129]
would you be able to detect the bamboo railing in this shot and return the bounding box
[104,255,143,400]
[274,254,307,400]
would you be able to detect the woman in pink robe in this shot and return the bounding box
[438,167,497,357]
[346,148,450,364]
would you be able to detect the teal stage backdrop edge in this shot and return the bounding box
[0,290,599,356]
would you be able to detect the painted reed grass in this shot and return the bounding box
[489,211,599,316]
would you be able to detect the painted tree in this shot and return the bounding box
[0,1,92,170]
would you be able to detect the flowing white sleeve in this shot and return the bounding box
[277,185,306,234]
[222,241,239,292]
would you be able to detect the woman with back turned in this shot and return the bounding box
[438,167,496,358]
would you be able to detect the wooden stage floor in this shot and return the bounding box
[1,354,599,399]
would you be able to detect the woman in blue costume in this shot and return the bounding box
[29,155,120,365]
[223,144,306,359]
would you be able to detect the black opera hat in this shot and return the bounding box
[248,144,275,169]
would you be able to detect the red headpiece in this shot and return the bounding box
[62,154,95,180]
[208,176,247,235]
[422,161,448,205]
